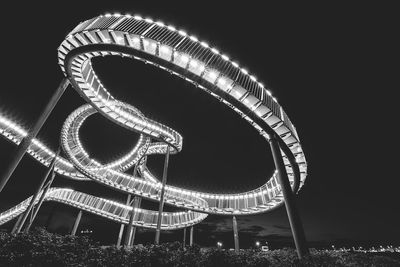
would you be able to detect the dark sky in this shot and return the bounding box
[0,1,398,248]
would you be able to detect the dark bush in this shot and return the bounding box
[1,228,399,266]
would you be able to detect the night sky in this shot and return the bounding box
[0,1,398,249]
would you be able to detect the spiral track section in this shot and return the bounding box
[0,13,308,230]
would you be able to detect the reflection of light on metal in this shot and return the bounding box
[0,13,307,231]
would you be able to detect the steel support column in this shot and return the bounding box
[124,154,145,247]
[154,145,171,244]
[124,197,135,247]
[269,135,308,258]
[183,227,187,247]
[233,215,240,252]
[129,197,141,246]
[13,150,59,234]
[133,162,139,177]
[24,166,57,233]
[11,214,23,234]
[123,158,143,248]
[0,78,69,193]
[129,224,138,246]
[117,194,131,247]
[189,226,194,246]
[71,210,82,236]
[124,196,141,247]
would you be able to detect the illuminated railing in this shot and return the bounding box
[0,114,87,180]
[58,13,307,182]
[0,188,206,229]
[59,99,289,215]
[1,106,292,217]
[0,13,308,229]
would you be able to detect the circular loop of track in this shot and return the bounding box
[57,14,308,219]
[1,14,309,230]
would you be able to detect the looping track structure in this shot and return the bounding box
[0,14,307,231]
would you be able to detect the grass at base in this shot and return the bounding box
[1,228,399,266]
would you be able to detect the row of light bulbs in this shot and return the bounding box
[101,13,277,102]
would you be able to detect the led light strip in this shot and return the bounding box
[0,13,308,229]
[0,188,206,229]
[0,114,87,180]
[61,54,294,214]
[58,14,307,214]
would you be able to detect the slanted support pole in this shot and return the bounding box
[11,214,23,234]
[233,216,240,252]
[129,197,141,246]
[129,224,138,246]
[124,154,145,247]
[124,197,135,247]
[269,135,309,259]
[0,78,69,193]
[123,154,146,248]
[71,210,82,236]
[189,226,194,246]
[124,196,141,247]
[117,194,131,247]
[24,160,58,233]
[154,145,171,245]
[13,150,60,234]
